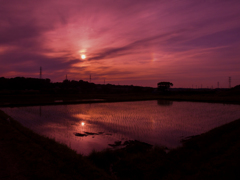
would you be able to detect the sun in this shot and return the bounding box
[81,54,86,60]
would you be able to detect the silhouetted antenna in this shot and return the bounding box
[40,67,42,79]
[229,77,231,88]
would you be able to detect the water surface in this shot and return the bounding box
[2,100,240,155]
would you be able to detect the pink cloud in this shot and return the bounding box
[1,0,240,87]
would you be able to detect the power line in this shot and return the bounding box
[229,77,231,88]
[40,67,42,79]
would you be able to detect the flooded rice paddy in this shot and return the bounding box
[2,100,240,155]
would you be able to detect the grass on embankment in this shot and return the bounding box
[0,90,240,107]
[0,110,112,180]
[87,117,240,180]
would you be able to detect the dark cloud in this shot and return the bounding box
[0,23,44,45]
[0,49,80,74]
[184,27,240,48]
[88,30,187,60]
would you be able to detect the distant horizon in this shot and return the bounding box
[1,0,240,88]
[1,75,237,89]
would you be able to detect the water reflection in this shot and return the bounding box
[1,101,240,155]
[157,100,173,106]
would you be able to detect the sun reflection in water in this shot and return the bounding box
[3,101,240,155]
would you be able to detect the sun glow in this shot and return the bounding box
[81,54,86,60]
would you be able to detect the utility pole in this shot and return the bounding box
[40,67,42,79]
[229,77,231,88]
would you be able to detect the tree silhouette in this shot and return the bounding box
[157,82,173,92]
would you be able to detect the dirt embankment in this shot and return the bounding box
[0,110,112,180]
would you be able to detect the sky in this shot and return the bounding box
[1,0,240,88]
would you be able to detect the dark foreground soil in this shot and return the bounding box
[0,110,111,180]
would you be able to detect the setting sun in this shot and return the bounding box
[81,54,86,60]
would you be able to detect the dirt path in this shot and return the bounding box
[0,118,28,180]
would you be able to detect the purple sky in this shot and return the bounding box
[1,0,240,88]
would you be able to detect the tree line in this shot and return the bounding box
[0,77,154,94]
